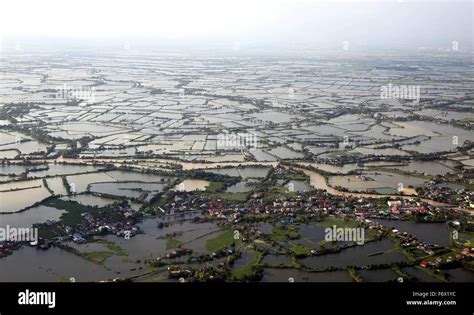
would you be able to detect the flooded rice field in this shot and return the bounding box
[373,219,450,247]
[300,239,408,269]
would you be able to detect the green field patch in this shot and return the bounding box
[312,217,360,229]
[205,230,236,252]
[205,181,226,193]
[288,242,312,256]
[204,191,249,202]
[38,226,65,239]
[270,226,300,242]
[80,251,114,265]
[166,238,184,250]
[231,251,262,281]
[96,239,128,256]
[458,232,474,246]
[43,197,119,226]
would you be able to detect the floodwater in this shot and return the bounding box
[205,166,270,178]
[286,180,311,192]
[231,250,255,270]
[89,182,166,198]
[297,162,359,174]
[0,205,65,227]
[62,194,116,207]
[261,268,353,282]
[298,224,326,243]
[328,171,424,193]
[445,268,474,282]
[402,267,441,282]
[300,238,408,269]
[261,255,293,266]
[0,246,116,282]
[226,180,255,193]
[294,166,452,207]
[358,268,399,282]
[373,219,450,247]
[0,185,51,213]
[27,164,102,178]
[45,177,68,195]
[393,161,456,176]
[0,216,221,281]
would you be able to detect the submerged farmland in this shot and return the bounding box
[0,50,473,282]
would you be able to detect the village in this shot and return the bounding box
[0,40,473,283]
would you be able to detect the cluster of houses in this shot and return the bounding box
[382,200,435,216]
[206,190,339,221]
[151,247,234,267]
[347,199,454,221]
[0,234,53,257]
[368,219,443,253]
[418,249,474,270]
[165,248,192,259]
[420,181,474,209]
[363,218,474,269]
[167,262,228,281]
[418,248,473,269]
[7,200,144,254]
[0,241,21,258]
[156,189,462,236]
[65,202,142,243]
[168,266,192,279]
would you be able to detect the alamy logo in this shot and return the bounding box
[217,133,258,149]
[18,289,56,309]
[380,83,420,104]
[0,225,38,244]
[55,83,96,105]
[324,225,365,245]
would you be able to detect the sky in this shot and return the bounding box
[0,0,472,50]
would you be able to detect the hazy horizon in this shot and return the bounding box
[1,0,472,52]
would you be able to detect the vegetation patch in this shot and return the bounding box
[270,226,300,242]
[96,239,128,256]
[231,251,262,281]
[288,243,312,256]
[80,251,114,265]
[205,181,226,193]
[43,197,119,226]
[206,230,236,252]
[313,217,360,229]
[166,238,184,250]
